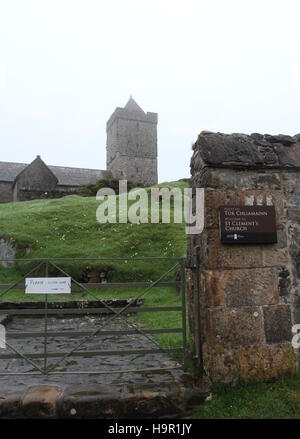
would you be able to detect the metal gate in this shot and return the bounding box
[0,257,188,376]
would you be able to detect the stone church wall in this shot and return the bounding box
[0,182,13,203]
[106,107,158,185]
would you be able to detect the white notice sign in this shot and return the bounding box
[25,277,71,295]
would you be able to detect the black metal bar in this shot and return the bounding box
[0,260,45,298]
[0,256,183,262]
[0,347,183,360]
[0,281,178,290]
[6,328,183,338]
[0,306,182,316]
[194,246,203,372]
[0,366,183,376]
[180,258,187,371]
[43,259,49,374]
[0,256,187,376]
[0,338,45,373]
[46,261,180,372]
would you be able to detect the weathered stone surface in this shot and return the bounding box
[206,307,264,346]
[202,343,236,383]
[189,130,300,384]
[201,271,225,307]
[201,229,263,269]
[203,343,297,383]
[278,269,291,296]
[262,246,289,267]
[191,131,300,170]
[0,392,23,418]
[22,385,62,419]
[251,172,282,190]
[224,268,278,307]
[275,144,300,167]
[265,134,297,146]
[107,97,158,185]
[123,390,184,418]
[193,132,265,168]
[57,384,125,418]
[263,305,292,343]
[236,344,297,380]
[193,168,284,192]
[201,268,278,308]
[0,239,15,268]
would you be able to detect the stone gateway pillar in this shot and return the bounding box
[188,131,300,383]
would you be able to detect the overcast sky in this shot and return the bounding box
[0,0,299,182]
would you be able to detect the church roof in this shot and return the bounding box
[124,96,145,113]
[0,160,110,186]
[48,165,110,186]
[0,162,27,182]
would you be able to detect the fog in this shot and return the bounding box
[0,0,299,182]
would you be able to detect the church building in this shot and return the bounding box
[0,97,158,203]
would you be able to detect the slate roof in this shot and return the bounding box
[0,160,111,186]
[48,165,110,186]
[0,162,27,182]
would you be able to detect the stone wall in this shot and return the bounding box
[0,182,13,203]
[15,187,77,202]
[106,108,158,185]
[188,131,300,382]
[13,156,58,201]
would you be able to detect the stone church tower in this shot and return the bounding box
[106,96,158,185]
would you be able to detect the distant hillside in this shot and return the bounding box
[0,180,189,284]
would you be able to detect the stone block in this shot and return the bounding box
[262,244,289,268]
[287,207,300,223]
[201,268,278,308]
[263,305,292,343]
[200,229,263,269]
[278,269,291,296]
[251,172,282,190]
[202,343,236,383]
[236,343,297,381]
[0,392,23,418]
[56,384,124,418]
[206,306,264,346]
[223,268,279,307]
[22,385,62,419]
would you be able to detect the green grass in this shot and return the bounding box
[0,179,189,284]
[192,375,300,419]
[0,179,189,355]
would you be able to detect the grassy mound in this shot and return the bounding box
[0,180,189,355]
[0,180,189,284]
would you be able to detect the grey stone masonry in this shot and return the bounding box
[188,131,300,382]
[0,96,158,203]
[0,157,111,203]
[106,96,158,185]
